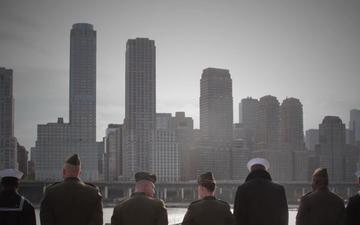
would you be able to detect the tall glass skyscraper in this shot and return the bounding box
[123,38,156,180]
[0,67,18,169]
[32,24,98,181]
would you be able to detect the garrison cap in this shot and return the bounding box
[197,172,216,185]
[66,154,81,166]
[0,168,23,179]
[135,172,156,183]
[313,168,328,179]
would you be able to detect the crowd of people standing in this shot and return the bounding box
[0,154,359,225]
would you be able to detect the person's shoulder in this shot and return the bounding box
[44,182,62,193]
[215,199,231,209]
[300,191,313,202]
[149,197,166,208]
[328,191,344,204]
[81,182,102,197]
[349,193,360,202]
[188,199,202,208]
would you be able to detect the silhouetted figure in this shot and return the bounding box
[40,154,103,225]
[296,168,345,225]
[0,169,36,225]
[182,172,234,225]
[111,172,168,225]
[233,158,288,225]
[346,170,360,225]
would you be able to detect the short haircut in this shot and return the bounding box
[201,182,215,192]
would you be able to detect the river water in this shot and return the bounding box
[35,208,297,225]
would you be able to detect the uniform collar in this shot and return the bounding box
[245,169,272,182]
[64,177,81,182]
[131,192,147,197]
[202,196,216,201]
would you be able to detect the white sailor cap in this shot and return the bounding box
[0,169,23,179]
[247,158,270,171]
[355,170,360,178]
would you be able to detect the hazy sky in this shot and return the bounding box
[1,0,360,149]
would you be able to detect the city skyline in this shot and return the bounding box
[1,0,360,149]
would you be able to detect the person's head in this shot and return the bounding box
[62,154,81,179]
[134,172,156,197]
[312,168,329,191]
[197,172,216,199]
[0,169,23,191]
[247,158,270,172]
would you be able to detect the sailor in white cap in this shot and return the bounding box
[346,170,360,225]
[0,168,36,225]
[234,158,288,225]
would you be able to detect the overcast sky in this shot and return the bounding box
[1,0,360,149]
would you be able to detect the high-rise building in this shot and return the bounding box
[280,98,305,151]
[17,143,28,178]
[170,112,195,181]
[200,68,233,143]
[255,95,280,151]
[305,129,319,151]
[350,109,360,143]
[318,116,346,182]
[32,24,98,181]
[199,68,233,180]
[0,67,17,169]
[241,97,259,148]
[123,38,156,180]
[104,124,123,182]
[280,97,307,181]
[253,95,292,182]
[151,113,179,182]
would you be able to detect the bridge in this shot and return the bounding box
[16,181,359,206]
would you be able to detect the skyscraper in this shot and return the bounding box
[199,68,233,180]
[318,116,345,182]
[32,24,98,181]
[305,129,319,151]
[280,97,307,181]
[0,67,18,169]
[241,97,259,148]
[255,95,280,151]
[350,109,360,143]
[280,98,305,151]
[200,68,233,143]
[123,38,156,180]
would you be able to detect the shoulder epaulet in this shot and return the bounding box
[301,191,313,199]
[47,182,61,189]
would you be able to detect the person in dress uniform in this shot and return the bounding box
[111,172,168,225]
[346,170,360,225]
[234,158,288,225]
[0,168,36,225]
[181,172,234,225]
[40,154,103,225]
[296,168,345,225]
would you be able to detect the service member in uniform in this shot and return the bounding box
[40,154,103,225]
[346,170,360,225]
[111,172,168,225]
[181,172,234,225]
[234,158,288,225]
[296,168,346,225]
[0,168,36,225]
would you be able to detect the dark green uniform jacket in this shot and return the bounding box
[40,177,103,225]
[182,196,234,225]
[346,192,360,225]
[296,188,345,225]
[0,189,36,225]
[234,170,288,225]
[111,192,168,225]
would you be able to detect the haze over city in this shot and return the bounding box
[1,0,360,149]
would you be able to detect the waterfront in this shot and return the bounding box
[36,208,298,225]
